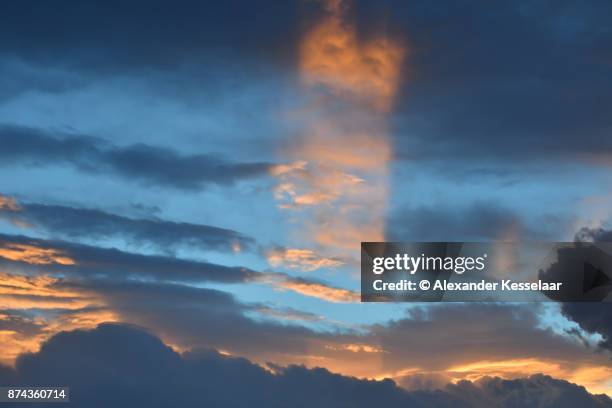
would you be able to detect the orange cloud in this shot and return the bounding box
[0,308,118,366]
[266,247,344,271]
[299,0,404,111]
[274,279,359,303]
[273,0,404,257]
[446,358,612,397]
[568,365,612,396]
[0,194,20,211]
[0,271,117,366]
[0,272,92,309]
[0,242,75,266]
[326,343,385,353]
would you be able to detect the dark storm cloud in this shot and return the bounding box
[387,201,555,241]
[562,303,612,352]
[3,1,611,163]
[0,196,255,253]
[0,0,304,70]
[538,228,612,350]
[0,125,273,190]
[1,323,610,408]
[355,0,612,162]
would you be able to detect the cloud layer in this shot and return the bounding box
[2,324,610,408]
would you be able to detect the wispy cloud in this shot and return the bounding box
[266,247,344,272]
[0,125,275,190]
[0,194,255,254]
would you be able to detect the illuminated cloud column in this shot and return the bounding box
[274,0,404,257]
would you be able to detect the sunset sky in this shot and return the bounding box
[1,0,612,406]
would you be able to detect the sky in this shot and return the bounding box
[0,0,612,406]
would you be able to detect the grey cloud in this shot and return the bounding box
[562,303,612,352]
[0,196,255,254]
[3,0,612,168]
[2,264,610,398]
[253,305,324,323]
[49,279,611,382]
[0,0,302,71]
[0,233,257,284]
[377,0,612,164]
[445,375,612,408]
[539,228,612,350]
[366,304,604,373]
[0,125,273,190]
[576,227,612,243]
[55,280,323,358]
[387,201,556,242]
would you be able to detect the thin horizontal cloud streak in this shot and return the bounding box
[0,194,255,254]
[266,246,344,272]
[0,125,274,190]
[0,233,257,284]
[271,277,360,303]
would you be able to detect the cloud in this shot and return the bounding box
[2,323,610,408]
[561,303,612,353]
[0,194,255,254]
[0,242,75,266]
[0,125,274,190]
[74,285,612,395]
[2,0,612,168]
[0,271,93,310]
[253,305,324,323]
[538,228,612,349]
[0,270,116,364]
[388,200,562,242]
[272,0,404,256]
[266,247,344,272]
[576,227,612,243]
[371,0,612,166]
[557,227,612,350]
[271,277,360,303]
[0,0,302,72]
[444,375,612,408]
[49,279,330,362]
[0,233,357,302]
[2,259,611,395]
[0,233,257,284]
[299,0,404,111]
[0,195,19,211]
